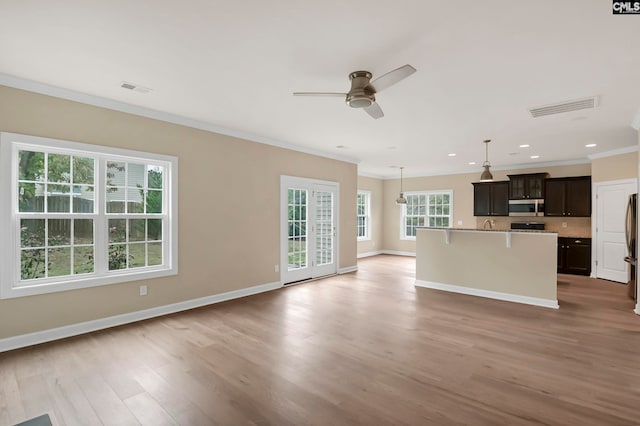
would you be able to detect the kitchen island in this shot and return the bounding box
[415,228,558,309]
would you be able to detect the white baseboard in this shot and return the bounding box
[338,265,358,274]
[0,281,283,353]
[635,304,640,315]
[415,280,559,309]
[357,250,383,259]
[381,250,416,257]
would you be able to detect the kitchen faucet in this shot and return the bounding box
[483,219,495,230]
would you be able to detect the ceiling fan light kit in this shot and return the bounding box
[293,64,416,119]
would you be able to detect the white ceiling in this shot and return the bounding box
[1,1,639,178]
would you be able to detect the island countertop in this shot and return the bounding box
[416,227,556,234]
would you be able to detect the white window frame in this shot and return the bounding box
[357,190,371,241]
[400,190,453,240]
[0,132,178,299]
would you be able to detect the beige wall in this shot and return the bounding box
[591,151,638,183]
[383,163,592,254]
[357,176,384,256]
[0,85,357,338]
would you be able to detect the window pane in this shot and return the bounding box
[18,150,45,181]
[127,188,145,213]
[19,182,44,212]
[106,161,126,186]
[48,219,71,246]
[148,165,163,189]
[21,249,46,280]
[129,243,146,268]
[48,247,71,277]
[73,157,94,184]
[146,190,162,213]
[108,244,128,270]
[73,186,94,213]
[47,185,71,213]
[106,187,126,213]
[74,219,93,244]
[21,219,45,248]
[48,154,71,183]
[74,246,94,274]
[128,163,145,188]
[443,194,450,204]
[129,219,146,242]
[147,219,162,241]
[148,242,162,266]
[109,219,126,243]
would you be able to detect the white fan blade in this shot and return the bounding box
[364,102,384,119]
[293,92,346,97]
[369,64,416,92]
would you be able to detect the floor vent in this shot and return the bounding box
[529,96,599,118]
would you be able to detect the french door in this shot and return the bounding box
[280,176,338,284]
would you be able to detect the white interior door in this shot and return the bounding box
[280,176,338,284]
[595,180,637,282]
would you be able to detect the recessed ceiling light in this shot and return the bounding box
[468,162,476,165]
[519,144,530,148]
[530,155,540,159]
[448,153,456,157]
[335,145,346,149]
[585,143,597,148]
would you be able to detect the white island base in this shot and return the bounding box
[415,228,559,309]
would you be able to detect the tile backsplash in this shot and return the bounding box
[474,216,591,238]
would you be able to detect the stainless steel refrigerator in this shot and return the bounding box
[624,193,637,301]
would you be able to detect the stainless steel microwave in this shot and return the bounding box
[509,199,545,216]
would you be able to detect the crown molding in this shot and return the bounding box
[632,109,640,130]
[377,158,592,180]
[588,145,638,160]
[0,73,360,165]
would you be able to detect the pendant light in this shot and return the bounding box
[480,139,494,181]
[395,166,407,205]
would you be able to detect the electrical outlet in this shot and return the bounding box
[274,264,279,273]
[457,220,463,226]
[139,285,147,296]
[562,222,567,228]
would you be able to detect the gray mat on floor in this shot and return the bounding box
[14,414,52,426]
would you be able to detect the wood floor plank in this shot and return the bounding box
[124,392,177,426]
[1,255,639,425]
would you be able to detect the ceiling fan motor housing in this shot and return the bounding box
[347,71,375,108]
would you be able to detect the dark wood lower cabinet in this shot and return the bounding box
[557,237,591,275]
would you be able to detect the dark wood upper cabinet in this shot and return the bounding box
[544,176,591,217]
[473,181,509,216]
[507,173,548,199]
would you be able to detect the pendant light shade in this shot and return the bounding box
[396,166,407,205]
[480,139,493,181]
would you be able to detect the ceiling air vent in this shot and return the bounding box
[529,96,599,118]
[120,81,152,94]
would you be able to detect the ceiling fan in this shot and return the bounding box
[293,64,416,119]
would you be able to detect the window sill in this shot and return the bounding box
[0,267,178,299]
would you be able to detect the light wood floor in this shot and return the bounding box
[1,255,639,425]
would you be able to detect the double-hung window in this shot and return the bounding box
[0,132,178,299]
[401,190,453,239]
[357,191,371,240]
